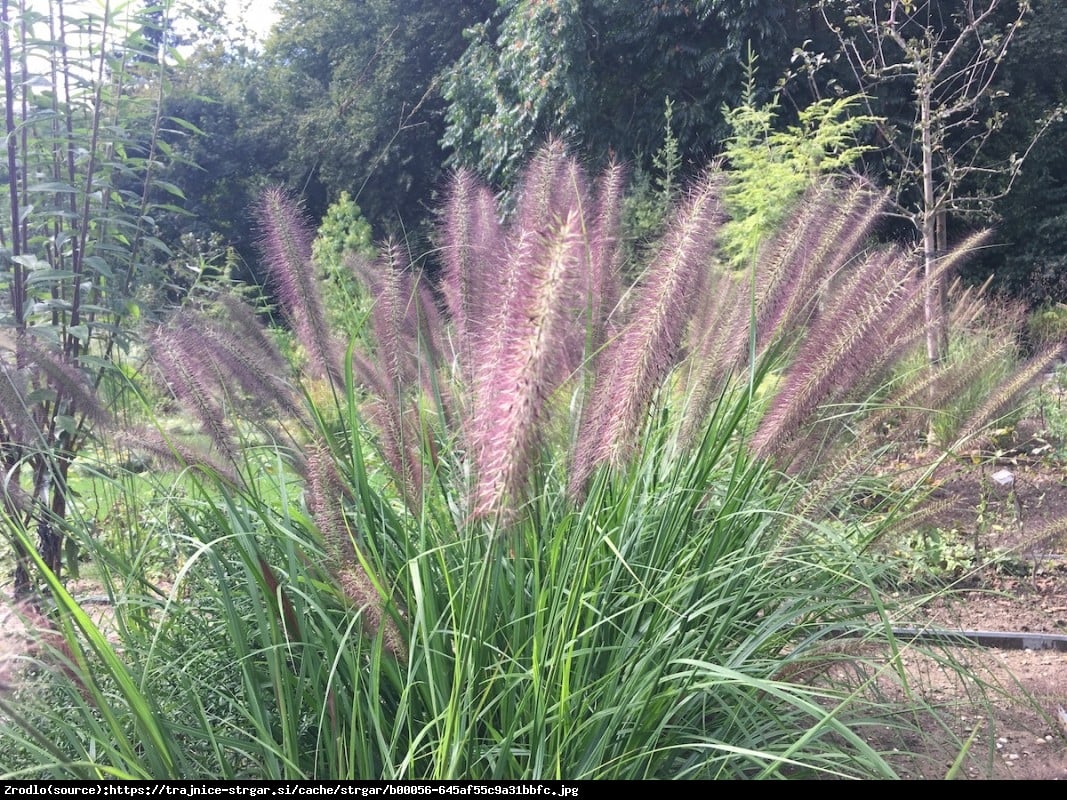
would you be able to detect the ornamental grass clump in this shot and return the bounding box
[4,142,1063,779]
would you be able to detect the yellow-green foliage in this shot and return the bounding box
[721,54,878,267]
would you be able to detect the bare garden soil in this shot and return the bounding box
[867,418,1067,779]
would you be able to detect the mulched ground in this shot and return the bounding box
[878,418,1067,779]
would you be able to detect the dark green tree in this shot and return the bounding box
[150,44,287,276]
[958,0,1067,303]
[441,0,803,187]
[259,0,496,235]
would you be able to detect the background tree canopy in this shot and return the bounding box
[956,0,1067,303]
[148,0,1065,304]
[441,0,798,187]
[261,0,497,234]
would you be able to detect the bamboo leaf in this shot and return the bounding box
[151,180,186,199]
[164,115,204,135]
[27,181,78,193]
[25,270,78,285]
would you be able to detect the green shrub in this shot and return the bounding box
[311,191,377,333]
[1027,303,1067,345]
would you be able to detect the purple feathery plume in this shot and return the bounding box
[16,338,109,429]
[305,441,407,659]
[749,247,915,460]
[0,356,34,448]
[678,268,750,448]
[114,426,243,488]
[751,181,884,354]
[476,143,591,389]
[470,207,588,521]
[585,160,627,353]
[168,307,304,423]
[439,169,504,379]
[305,441,352,558]
[569,170,726,497]
[148,325,238,465]
[336,563,407,660]
[256,187,341,383]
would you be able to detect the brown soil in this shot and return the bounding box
[873,418,1067,780]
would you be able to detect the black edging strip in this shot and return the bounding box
[826,627,1067,652]
[888,627,1067,653]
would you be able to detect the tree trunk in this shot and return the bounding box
[921,84,945,366]
[935,208,949,358]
